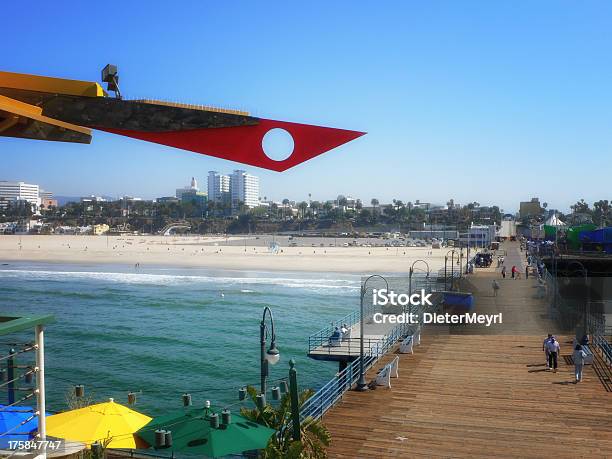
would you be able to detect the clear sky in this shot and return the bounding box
[2,1,611,213]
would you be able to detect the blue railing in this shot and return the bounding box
[307,309,363,353]
[594,333,612,366]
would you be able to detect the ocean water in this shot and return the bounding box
[0,262,359,416]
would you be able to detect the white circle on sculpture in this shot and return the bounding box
[262,128,294,161]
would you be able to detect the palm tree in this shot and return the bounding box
[240,386,330,458]
[298,201,309,219]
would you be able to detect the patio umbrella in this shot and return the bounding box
[0,406,43,449]
[45,398,151,449]
[137,406,276,458]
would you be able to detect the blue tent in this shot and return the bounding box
[0,406,40,448]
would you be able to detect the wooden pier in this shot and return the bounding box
[322,242,612,458]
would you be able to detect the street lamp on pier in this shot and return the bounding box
[444,249,457,291]
[260,306,280,396]
[409,259,430,296]
[357,274,389,391]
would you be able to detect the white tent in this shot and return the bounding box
[545,213,566,227]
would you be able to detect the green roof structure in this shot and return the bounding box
[0,315,55,336]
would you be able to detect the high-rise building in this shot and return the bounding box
[207,171,231,203]
[176,177,199,200]
[0,181,40,210]
[230,170,260,209]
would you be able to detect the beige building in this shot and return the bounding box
[519,198,542,219]
[92,224,110,235]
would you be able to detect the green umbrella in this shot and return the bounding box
[136,407,276,458]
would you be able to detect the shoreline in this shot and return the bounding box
[0,235,454,274]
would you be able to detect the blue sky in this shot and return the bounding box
[2,1,611,212]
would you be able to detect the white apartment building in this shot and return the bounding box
[231,170,260,208]
[0,181,41,210]
[207,171,231,203]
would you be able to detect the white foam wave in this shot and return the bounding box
[0,268,359,292]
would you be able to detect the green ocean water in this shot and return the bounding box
[0,262,359,417]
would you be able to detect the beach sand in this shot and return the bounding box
[0,235,465,274]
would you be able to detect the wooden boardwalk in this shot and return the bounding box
[323,243,612,458]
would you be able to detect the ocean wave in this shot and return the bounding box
[0,268,360,292]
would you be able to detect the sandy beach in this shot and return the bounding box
[0,235,463,274]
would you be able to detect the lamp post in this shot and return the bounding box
[409,259,430,296]
[445,249,457,291]
[260,307,280,396]
[409,260,430,317]
[357,274,389,391]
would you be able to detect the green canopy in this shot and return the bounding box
[136,407,275,458]
[566,224,597,249]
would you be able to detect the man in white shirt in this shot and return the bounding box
[545,336,560,372]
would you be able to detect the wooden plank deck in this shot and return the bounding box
[322,243,612,458]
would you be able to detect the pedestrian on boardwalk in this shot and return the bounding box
[501,265,507,278]
[542,334,552,369]
[511,265,517,279]
[545,336,560,372]
[573,344,587,383]
[492,279,500,297]
[525,265,529,279]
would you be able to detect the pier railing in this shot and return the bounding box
[308,337,392,356]
[536,255,612,370]
[307,309,363,354]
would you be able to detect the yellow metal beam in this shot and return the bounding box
[0,94,91,136]
[0,70,105,97]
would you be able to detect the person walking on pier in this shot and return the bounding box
[511,265,517,279]
[573,344,587,383]
[501,265,507,279]
[492,279,500,297]
[545,336,560,372]
[543,334,552,369]
[525,265,529,279]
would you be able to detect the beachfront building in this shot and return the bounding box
[176,177,199,200]
[519,197,543,219]
[230,170,260,209]
[207,171,231,203]
[80,195,106,203]
[92,223,110,235]
[459,224,497,248]
[156,196,180,204]
[0,181,41,211]
[181,189,208,210]
[39,189,58,209]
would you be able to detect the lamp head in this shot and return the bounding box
[266,343,280,365]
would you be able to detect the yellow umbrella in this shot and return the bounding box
[46,398,151,449]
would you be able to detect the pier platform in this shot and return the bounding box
[322,242,612,458]
[307,321,397,362]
